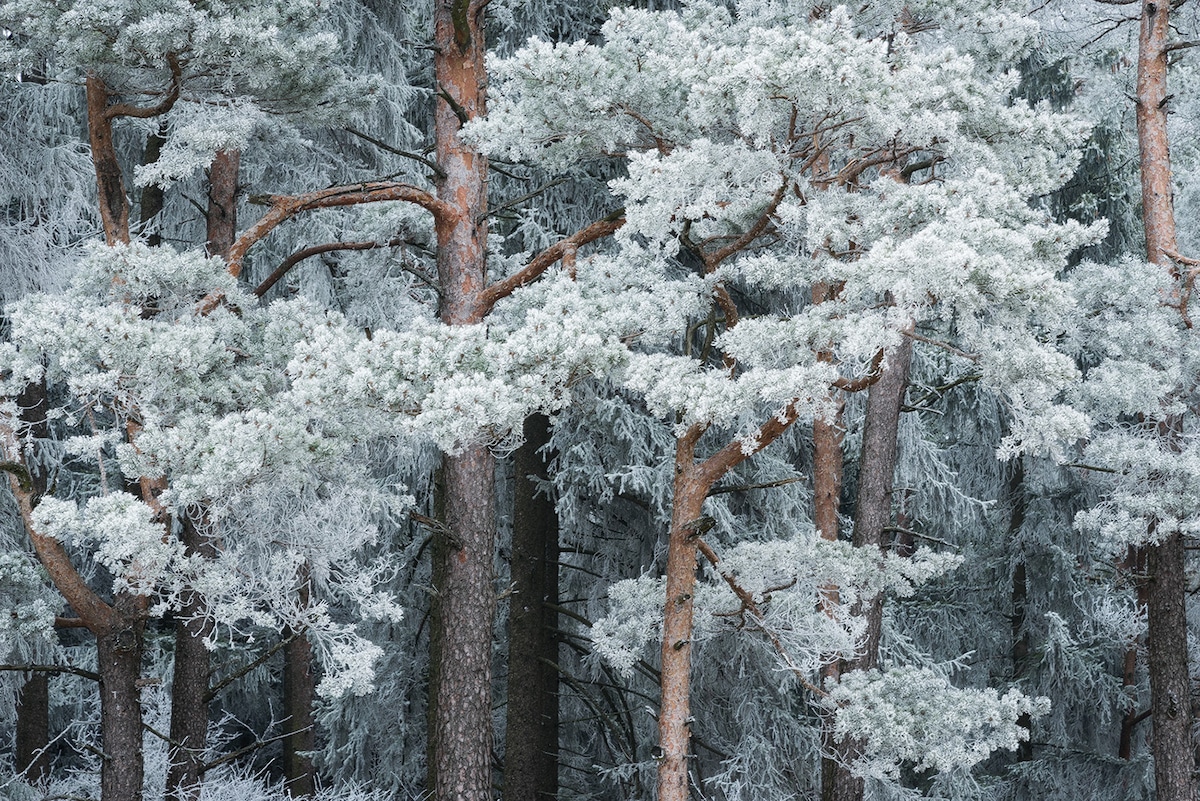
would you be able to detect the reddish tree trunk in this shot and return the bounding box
[1135,4,1198,800]
[425,5,496,801]
[85,74,130,245]
[657,427,709,801]
[504,413,560,801]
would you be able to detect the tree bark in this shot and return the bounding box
[657,427,710,801]
[85,74,130,245]
[425,5,496,801]
[1134,3,1198,800]
[96,601,146,801]
[504,413,560,801]
[205,150,240,259]
[15,378,51,784]
[15,673,50,784]
[282,573,316,798]
[165,514,216,801]
[139,123,167,247]
[823,334,912,801]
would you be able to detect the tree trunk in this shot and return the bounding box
[657,427,709,801]
[823,334,912,801]
[15,378,51,783]
[1135,3,1198,799]
[139,123,167,247]
[429,447,497,801]
[96,605,145,801]
[166,514,216,801]
[426,5,495,801]
[205,150,240,259]
[504,413,559,801]
[85,74,130,246]
[15,673,50,784]
[282,573,316,798]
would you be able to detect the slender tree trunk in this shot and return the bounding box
[140,123,167,247]
[1135,4,1198,800]
[823,334,912,801]
[96,603,146,801]
[15,378,51,783]
[504,413,560,801]
[426,5,495,801]
[165,514,216,801]
[657,427,710,801]
[282,572,316,797]
[1118,546,1147,762]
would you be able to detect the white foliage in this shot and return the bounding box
[829,666,1050,777]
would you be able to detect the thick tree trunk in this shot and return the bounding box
[205,150,240,259]
[657,427,709,801]
[85,74,130,246]
[282,573,316,798]
[429,447,497,801]
[15,673,50,783]
[1135,3,1198,800]
[426,5,495,801]
[504,413,560,801]
[96,604,145,801]
[166,515,216,801]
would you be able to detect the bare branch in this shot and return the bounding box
[0,663,100,682]
[344,127,446,179]
[105,54,183,120]
[254,236,420,297]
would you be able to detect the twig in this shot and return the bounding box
[0,663,100,681]
[708,476,806,495]
[205,631,298,703]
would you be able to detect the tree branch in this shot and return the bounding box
[473,210,625,316]
[205,631,299,703]
[254,236,420,297]
[226,182,456,278]
[105,54,183,120]
[343,127,446,179]
[0,663,101,682]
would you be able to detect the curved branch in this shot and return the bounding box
[473,210,625,317]
[105,54,183,120]
[254,236,418,297]
[227,182,456,278]
[705,179,787,270]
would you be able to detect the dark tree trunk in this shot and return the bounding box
[166,515,216,801]
[15,377,51,783]
[503,413,559,801]
[139,123,167,246]
[429,447,497,801]
[824,334,912,801]
[282,574,316,798]
[96,605,145,801]
[15,673,50,783]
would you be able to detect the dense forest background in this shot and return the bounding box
[1,1,1199,800]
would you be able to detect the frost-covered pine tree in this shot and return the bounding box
[469,2,1103,799]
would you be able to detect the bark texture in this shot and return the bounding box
[165,515,216,801]
[1135,3,1198,800]
[282,574,316,798]
[96,604,146,801]
[205,149,240,259]
[86,74,131,245]
[426,5,496,801]
[504,413,560,801]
